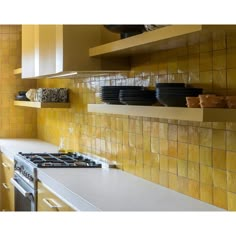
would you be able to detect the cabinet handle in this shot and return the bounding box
[42,198,62,209]
[2,162,9,168]
[2,183,9,189]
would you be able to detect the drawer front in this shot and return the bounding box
[1,154,14,211]
[1,154,14,183]
[37,182,75,212]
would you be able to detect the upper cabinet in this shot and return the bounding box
[21,25,129,79]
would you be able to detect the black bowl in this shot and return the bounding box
[156,83,185,88]
[156,88,203,95]
[104,25,146,39]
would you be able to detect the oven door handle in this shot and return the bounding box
[10,178,31,198]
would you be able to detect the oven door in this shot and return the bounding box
[10,175,36,211]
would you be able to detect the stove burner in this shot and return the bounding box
[17,152,102,168]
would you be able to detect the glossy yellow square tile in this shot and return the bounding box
[159,170,169,187]
[199,71,213,90]
[168,173,178,191]
[168,141,177,158]
[200,165,213,185]
[168,59,178,74]
[143,120,151,136]
[213,187,228,209]
[151,121,159,137]
[188,53,199,72]
[151,137,159,153]
[212,149,226,170]
[143,151,152,164]
[213,49,226,70]
[168,124,177,141]
[228,192,236,211]
[143,135,151,152]
[188,162,200,181]
[226,131,236,152]
[200,183,213,204]
[212,129,226,150]
[200,146,212,166]
[227,68,236,89]
[178,125,188,143]
[151,167,159,184]
[213,32,226,50]
[159,123,168,139]
[188,144,199,163]
[159,139,168,155]
[227,171,236,193]
[199,128,212,147]
[227,31,236,49]
[135,162,144,177]
[200,52,212,71]
[168,157,177,174]
[226,122,236,131]
[177,160,188,177]
[135,119,143,134]
[177,55,188,73]
[188,126,199,145]
[160,155,169,172]
[178,142,188,160]
[213,169,227,190]
[135,134,143,149]
[226,151,236,172]
[143,164,151,181]
[227,48,236,69]
[188,179,200,199]
[177,176,188,195]
[212,70,227,90]
[212,122,226,130]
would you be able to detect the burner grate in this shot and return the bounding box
[17,152,102,168]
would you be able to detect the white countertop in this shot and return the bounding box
[0,138,224,211]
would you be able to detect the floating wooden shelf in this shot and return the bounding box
[88,104,236,122]
[89,25,236,57]
[13,68,22,75]
[14,101,70,109]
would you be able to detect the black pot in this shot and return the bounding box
[104,25,145,39]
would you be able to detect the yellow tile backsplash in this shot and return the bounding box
[0,25,37,138]
[36,29,236,210]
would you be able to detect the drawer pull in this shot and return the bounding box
[2,162,9,168]
[2,183,9,189]
[43,198,62,209]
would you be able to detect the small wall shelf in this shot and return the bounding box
[89,25,236,57]
[13,68,22,75]
[14,101,70,109]
[88,104,236,122]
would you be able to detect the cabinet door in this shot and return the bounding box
[22,25,39,78]
[37,181,75,211]
[1,154,14,211]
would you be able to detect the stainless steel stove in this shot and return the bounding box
[11,152,115,211]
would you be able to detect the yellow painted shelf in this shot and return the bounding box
[13,68,22,75]
[88,104,236,122]
[89,25,236,57]
[14,101,70,109]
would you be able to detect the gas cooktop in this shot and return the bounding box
[17,152,105,168]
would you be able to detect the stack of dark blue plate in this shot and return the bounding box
[119,89,157,105]
[156,83,203,107]
[100,86,144,104]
